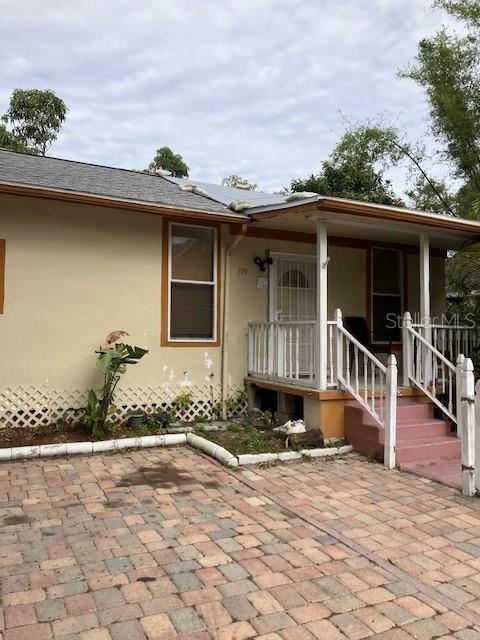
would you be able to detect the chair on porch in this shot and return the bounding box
[343,316,394,363]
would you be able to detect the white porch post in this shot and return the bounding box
[475,379,480,493]
[384,353,398,470]
[461,357,476,496]
[402,311,413,387]
[316,220,328,390]
[420,234,432,384]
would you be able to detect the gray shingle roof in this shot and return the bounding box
[0,149,236,215]
[167,176,287,207]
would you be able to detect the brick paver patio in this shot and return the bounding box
[1,448,480,639]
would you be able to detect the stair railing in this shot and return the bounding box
[334,309,397,469]
[402,311,462,426]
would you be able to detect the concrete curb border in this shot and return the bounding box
[235,444,353,465]
[0,433,187,461]
[0,432,352,466]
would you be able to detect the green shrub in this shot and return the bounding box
[77,331,148,439]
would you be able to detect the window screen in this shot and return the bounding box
[169,224,216,340]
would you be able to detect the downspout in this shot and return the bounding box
[221,225,247,419]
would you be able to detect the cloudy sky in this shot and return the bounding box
[1,0,454,193]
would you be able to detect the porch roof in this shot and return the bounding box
[247,196,480,250]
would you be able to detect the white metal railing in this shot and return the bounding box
[403,312,460,425]
[247,321,316,387]
[334,309,397,468]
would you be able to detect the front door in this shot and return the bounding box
[269,254,316,378]
[269,254,316,322]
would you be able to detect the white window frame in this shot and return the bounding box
[167,221,217,343]
[371,247,403,344]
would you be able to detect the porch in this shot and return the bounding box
[247,314,478,391]
[245,211,478,394]
[240,206,479,476]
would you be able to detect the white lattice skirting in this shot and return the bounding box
[0,384,248,430]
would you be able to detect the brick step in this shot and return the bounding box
[395,436,461,463]
[345,401,434,425]
[344,396,458,465]
[346,420,451,446]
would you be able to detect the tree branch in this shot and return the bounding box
[389,137,457,216]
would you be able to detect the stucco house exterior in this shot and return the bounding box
[1,149,480,466]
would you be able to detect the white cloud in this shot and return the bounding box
[0,0,453,193]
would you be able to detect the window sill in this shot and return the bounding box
[161,338,221,348]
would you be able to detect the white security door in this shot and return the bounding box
[269,254,316,378]
[270,254,316,322]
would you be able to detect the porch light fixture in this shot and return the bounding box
[254,256,273,272]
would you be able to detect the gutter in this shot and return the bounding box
[0,181,250,225]
[249,195,480,235]
[221,224,248,419]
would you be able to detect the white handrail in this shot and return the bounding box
[333,308,397,468]
[337,325,387,372]
[403,312,459,424]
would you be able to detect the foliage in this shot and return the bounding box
[406,175,457,215]
[290,124,404,206]
[469,345,480,374]
[400,1,480,216]
[172,389,193,417]
[225,388,248,416]
[435,0,480,32]
[0,124,30,153]
[290,1,480,219]
[77,332,148,439]
[148,146,189,177]
[2,89,67,156]
[222,175,257,190]
[446,245,480,315]
[193,423,288,455]
[398,0,480,318]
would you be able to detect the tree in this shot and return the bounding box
[2,89,67,156]
[0,124,30,153]
[406,175,457,215]
[400,0,480,216]
[222,175,257,190]
[435,0,480,28]
[290,124,404,206]
[400,0,480,318]
[148,147,189,177]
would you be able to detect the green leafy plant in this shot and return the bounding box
[212,401,222,420]
[225,388,248,416]
[172,390,193,419]
[469,345,480,376]
[78,331,148,439]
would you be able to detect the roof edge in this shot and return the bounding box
[249,195,480,235]
[317,197,480,234]
[0,181,250,223]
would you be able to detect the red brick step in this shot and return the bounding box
[344,395,460,472]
